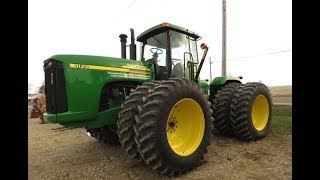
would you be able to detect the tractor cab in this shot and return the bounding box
[137,22,201,80]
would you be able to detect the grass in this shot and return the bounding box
[270,105,292,133]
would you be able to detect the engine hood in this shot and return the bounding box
[47,54,150,73]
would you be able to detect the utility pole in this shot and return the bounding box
[222,0,227,76]
[209,57,213,82]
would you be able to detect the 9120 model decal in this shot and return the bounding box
[69,63,150,75]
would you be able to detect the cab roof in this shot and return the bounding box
[137,22,200,42]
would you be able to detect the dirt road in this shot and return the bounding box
[28,114,291,179]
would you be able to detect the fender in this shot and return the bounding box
[209,76,242,101]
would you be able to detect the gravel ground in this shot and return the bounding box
[28,108,291,179]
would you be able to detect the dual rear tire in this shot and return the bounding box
[211,82,272,140]
[230,83,272,140]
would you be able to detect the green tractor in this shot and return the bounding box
[43,22,272,175]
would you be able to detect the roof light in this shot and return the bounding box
[161,22,170,27]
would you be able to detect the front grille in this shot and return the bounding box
[43,60,68,113]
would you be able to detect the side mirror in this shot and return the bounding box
[194,43,209,82]
[200,43,208,50]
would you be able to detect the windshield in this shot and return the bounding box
[170,31,198,63]
[141,30,199,80]
[142,32,167,67]
[170,30,198,79]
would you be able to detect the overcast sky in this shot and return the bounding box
[28,0,292,92]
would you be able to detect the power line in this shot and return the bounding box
[209,49,292,63]
[127,0,137,9]
[228,49,292,61]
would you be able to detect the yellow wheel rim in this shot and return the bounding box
[166,98,205,156]
[251,95,269,131]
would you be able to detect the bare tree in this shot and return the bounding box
[38,80,45,94]
[28,83,34,92]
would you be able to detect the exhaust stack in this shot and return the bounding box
[129,28,136,60]
[119,34,128,59]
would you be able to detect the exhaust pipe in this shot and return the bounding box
[130,28,136,60]
[119,34,128,59]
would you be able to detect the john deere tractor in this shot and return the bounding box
[43,22,272,175]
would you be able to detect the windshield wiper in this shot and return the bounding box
[152,36,166,49]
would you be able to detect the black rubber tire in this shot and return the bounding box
[134,78,213,175]
[230,82,272,141]
[211,83,241,136]
[87,125,120,145]
[117,81,159,161]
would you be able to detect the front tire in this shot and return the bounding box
[117,82,159,161]
[134,78,213,175]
